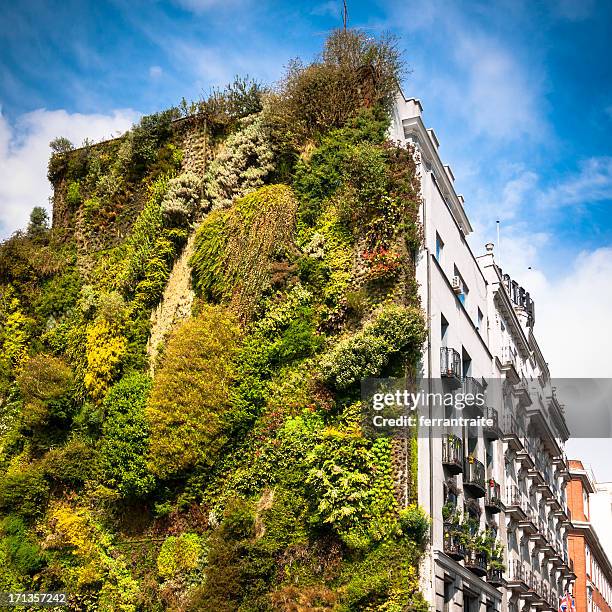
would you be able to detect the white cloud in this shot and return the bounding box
[452,35,547,141]
[149,65,163,79]
[498,170,539,220]
[0,107,137,238]
[389,0,548,142]
[310,1,342,18]
[538,157,612,208]
[513,246,612,377]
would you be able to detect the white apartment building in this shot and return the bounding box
[590,482,612,566]
[390,92,575,612]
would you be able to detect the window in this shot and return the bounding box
[443,580,453,612]
[454,265,469,306]
[464,593,478,612]
[462,348,472,378]
[441,314,449,346]
[436,233,445,263]
[477,308,483,332]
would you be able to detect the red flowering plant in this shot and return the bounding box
[362,246,403,280]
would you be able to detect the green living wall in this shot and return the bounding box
[0,29,429,611]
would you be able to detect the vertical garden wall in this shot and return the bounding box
[0,30,430,611]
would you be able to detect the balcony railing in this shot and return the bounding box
[442,435,463,475]
[500,412,526,451]
[443,523,466,560]
[484,478,503,513]
[441,347,461,381]
[515,377,532,407]
[550,587,559,608]
[464,456,486,496]
[487,567,504,587]
[501,345,519,372]
[463,376,484,397]
[507,559,529,589]
[505,485,528,518]
[483,406,501,439]
[465,549,488,577]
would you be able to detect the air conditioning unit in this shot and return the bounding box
[451,276,463,294]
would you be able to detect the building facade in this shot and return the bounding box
[390,92,575,612]
[567,461,612,612]
[589,482,612,567]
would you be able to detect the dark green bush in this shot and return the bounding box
[98,373,155,498]
[0,515,45,575]
[0,468,49,519]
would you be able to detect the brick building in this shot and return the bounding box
[568,460,612,612]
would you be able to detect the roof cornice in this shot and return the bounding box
[400,115,474,235]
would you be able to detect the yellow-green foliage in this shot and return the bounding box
[156,533,202,579]
[115,175,169,293]
[191,184,298,320]
[0,296,34,371]
[84,321,127,402]
[45,502,139,610]
[16,353,73,429]
[146,305,241,479]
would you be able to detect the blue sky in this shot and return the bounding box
[1,0,612,472]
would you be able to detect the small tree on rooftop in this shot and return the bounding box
[264,28,405,149]
[49,137,74,154]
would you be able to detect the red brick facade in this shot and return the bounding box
[568,460,612,612]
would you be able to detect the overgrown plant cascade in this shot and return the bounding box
[0,30,430,611]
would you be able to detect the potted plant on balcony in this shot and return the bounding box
[487,541,505,585]
[442,502,457,523]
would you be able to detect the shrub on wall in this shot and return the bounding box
[202,115,275,211]
[264,29,403,148]
[83,321,127,403]
[156,533,202,579]
[97,373,154,498]
[161,172,201,227]
[17,354,74,431]
[0,467,49,520]
[146,305,241,479]
[191,184,298,320]
[320,304,425,390]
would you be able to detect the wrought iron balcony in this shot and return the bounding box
[550,587,559,609]
[505,485,528,519]
[465,549,488,577]
[501,345,518,371]
[440,347,461,382]
[487,567,504,587]
[518,507,538,534]
[483,406,501,439]
[463,376,484,397]
[501,412,526,452]
[515,377,532,407]
[442,434,463,475]
[507,559,529,592]
[464,456,486,497]
[443,523,466,561]
[484,478,503,513]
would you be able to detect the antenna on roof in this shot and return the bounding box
[342,0,349,31]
